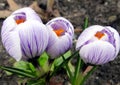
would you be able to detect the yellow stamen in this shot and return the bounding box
[53,28,65,36]
[15,19,25,24]
[95,31,105,39]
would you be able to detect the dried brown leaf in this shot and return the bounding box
[0,10,12,18]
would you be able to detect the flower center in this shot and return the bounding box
[53,28,65,36]
[14,12,26,24]
[15,18,25,24]
[95,31,105,39]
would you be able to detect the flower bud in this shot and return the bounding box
[1,7,49,61]
[46,17,74,58]
[76,25,120,65]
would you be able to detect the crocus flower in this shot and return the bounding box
[46,17,74,59]
[1,7,49,61]
[12,7,42,22]
[76,25,120,65]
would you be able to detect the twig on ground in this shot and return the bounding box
[0,0,60,21]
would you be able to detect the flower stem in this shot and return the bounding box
[49,51,79,79]
[61,55,73,81]
[72,56,81,85]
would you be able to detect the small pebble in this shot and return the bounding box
[0,3,5,9]
[108,15,117,22]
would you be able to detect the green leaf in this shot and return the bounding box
[5,71,13,75]
[72,56,82,85]
[14,61,36,73]
[28,63,36,72]
[38,52,49,66]
[68,61,75,74]
[0,66,37,78]
[63,50,72,58]
[27,79,46,85]
[13,61,37,78]
[49,50,79,79]
[38,52,49,72]
[14,61,30,70]
[83,17,89,29]
[50,50,72,71]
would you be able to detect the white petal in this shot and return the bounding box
[17,20,49,58]
[1,15,17,36]
[76,25,105,50]
[46,17,74,58]
[12,7,42,22]
[46,33,72,58]
[1,15,22,61]
[2,31,22,61]
[105,26,120,56]
[80,41,116,65]
[46,25,58,47]
[46,17,74,36]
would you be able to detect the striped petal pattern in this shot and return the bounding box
[46,17,74,58]
[76,25,120,65]
[1,7,49,61]
[12,7,42,23]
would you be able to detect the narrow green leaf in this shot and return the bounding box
[72,56,81,85]
[76,72,83,85]
[50,50,79,78]
[0,66,36,78]
[50,50,72,71]
[14,61,36,73]
[61,55,73,81]
[83,17,89,29]
[27,79,46,85]
[13,61,37,78]
[63,50,72,58]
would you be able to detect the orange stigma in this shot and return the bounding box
[15,19,25,24]
[53,28,65,36]
[95,31,105,39]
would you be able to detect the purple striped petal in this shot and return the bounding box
[46,17,74,36]
[1,7,48,61]
[17,20,49,59]
[80,41,115,65]
[46,17,74,58]
[76,25,120,65]
[45,26,58,48]
[1,16,17,36]
[1,7,43,37]
[12,7,42,23]
[76,25,105,50]
[105,26,120,57]
[46,33,72,58]
[1,31,22,61]
[1,15,22,61]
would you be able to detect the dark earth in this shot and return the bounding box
[0,0,120,85]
